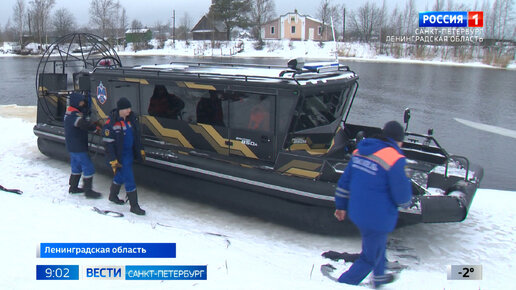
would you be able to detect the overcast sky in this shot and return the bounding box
[0,0,476,28]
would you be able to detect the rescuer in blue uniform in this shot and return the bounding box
[103,97,146,215]
[64,92,102,198]
[334,121,412,287]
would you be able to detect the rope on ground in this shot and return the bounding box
[92,206,124,217]
[0,185,23,194]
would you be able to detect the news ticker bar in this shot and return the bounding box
[38,243,176,258]
[36,265,207,280]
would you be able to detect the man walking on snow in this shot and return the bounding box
[64,92,102,198]
[334,120,412,287]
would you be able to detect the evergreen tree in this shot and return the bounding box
[209,0,251,40]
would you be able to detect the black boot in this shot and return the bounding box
[109,183,125,205]
[373,273,397,288]
[127,190,146,215]
[68,174,84,194]
[83,177,101,199]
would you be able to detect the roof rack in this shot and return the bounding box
[167,60,288,70]
[96,59,357,85]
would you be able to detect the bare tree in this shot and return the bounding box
[446,0,455,10]
[317,0,343,41]
[4,18,16,42]
[52,8,75,37]
[89,0,120,38]
[177,12,192,41]
[483,0,494,38]
[5,18,18,42]
[499,0,515,40]
[350,1,382,42]
[118,7,128,44]
[129,19,147,51]
[13,0,26,47]
[29,0,55,47]
[402,0,417,35]
[153,20,169,48]
[389,4,402,36]
[131,19,143,30]
[330,5,343,40]
[378,0,387,43]
[250,0,275,41]
[317,0,331,40]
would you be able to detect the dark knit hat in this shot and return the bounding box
[382,120,405,142]
[117,97,131,110]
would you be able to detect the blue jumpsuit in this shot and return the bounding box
[113,122,136,192]
[103,109,143,193]
[335,138,412,286]
[64,93,97,178]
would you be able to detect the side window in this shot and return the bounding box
[111,82,140,115]
[277,93,297,135]
[144,84,185,120]
[196,90,228,126]
[291,26,296,34]
[141,84,229,127]
[294,89,347,131]
[271,26,275,34]
[229,92,273,132]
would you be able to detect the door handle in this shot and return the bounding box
[261,136,271,143]
[225,140,233,146]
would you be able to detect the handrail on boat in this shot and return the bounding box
[445,155,470,181]
[93,63,357,85]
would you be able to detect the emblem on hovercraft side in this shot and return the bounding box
[97,81,107,105]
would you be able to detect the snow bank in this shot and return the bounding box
[2,38,514,69]
[0,105,515,289]
[114,39,515,70]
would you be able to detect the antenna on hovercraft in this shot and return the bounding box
[331,16,338,63]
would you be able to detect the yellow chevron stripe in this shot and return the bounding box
[141,116,193,148]
[196,124,258,159]
[289,143,328,155]
[184,82,216,90]
[278,160,321,172]
[91,97,108,120]
[285,168,320,179]
[47,94,58,103]
[119,78,149,85]
[190,124,228,155]
[38,86,49,93]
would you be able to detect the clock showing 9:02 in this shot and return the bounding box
[36,265,79,280]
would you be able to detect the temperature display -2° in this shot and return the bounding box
[447,265,482,280]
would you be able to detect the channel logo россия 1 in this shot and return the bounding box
[419,11,483,27]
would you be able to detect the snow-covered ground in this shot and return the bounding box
[0,105,515,289]
[2,39,515,70]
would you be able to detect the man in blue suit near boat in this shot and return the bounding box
[64,92,102,198]
[103,97,146,215]
[334,120,412,287]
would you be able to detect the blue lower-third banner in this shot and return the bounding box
[39,243,176,258]
[125,265,207,280]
